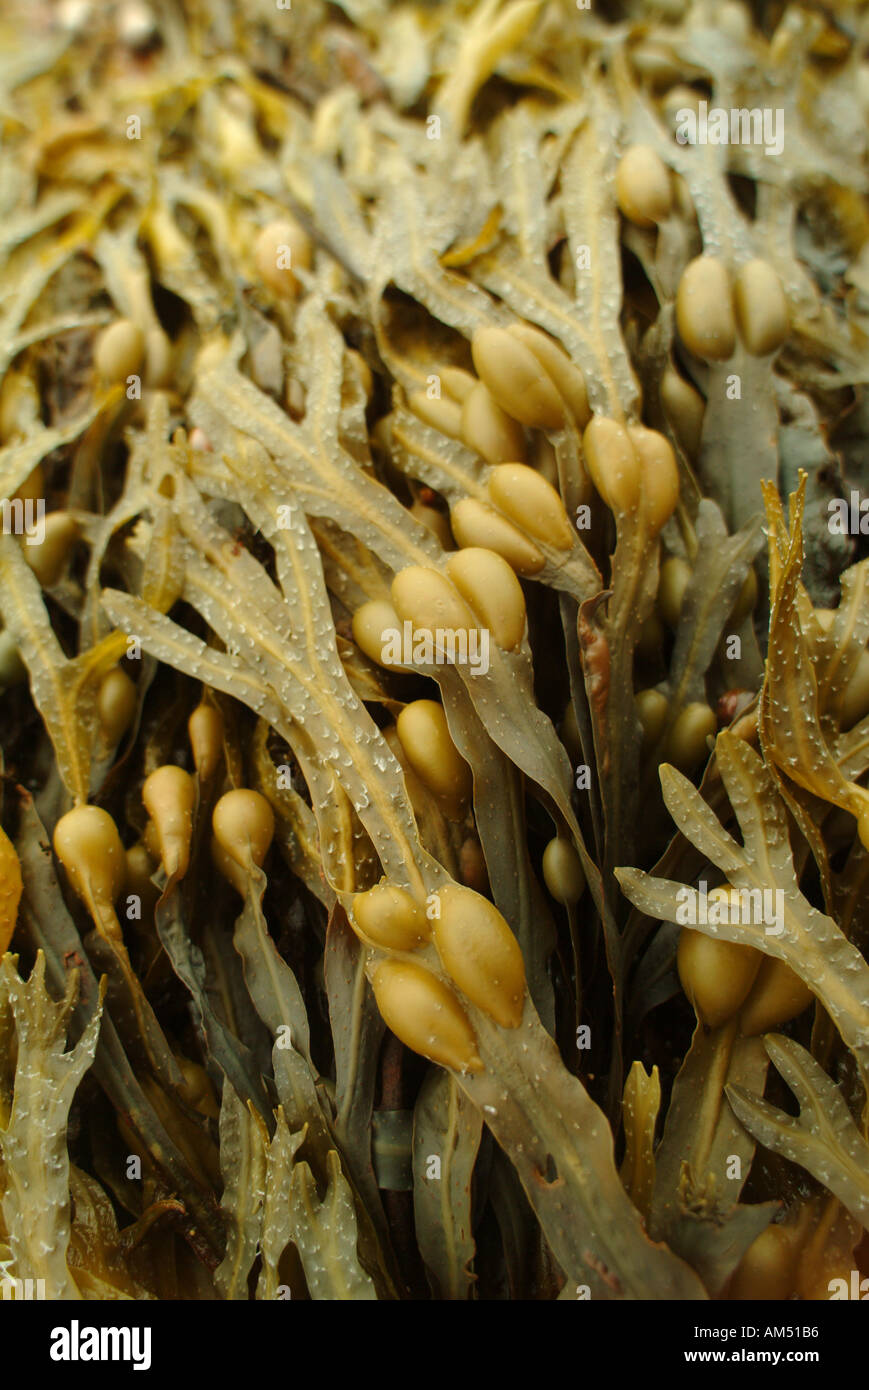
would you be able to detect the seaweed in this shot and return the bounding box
[0,0,867,1306]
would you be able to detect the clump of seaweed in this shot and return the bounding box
[0,0,867,1302]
